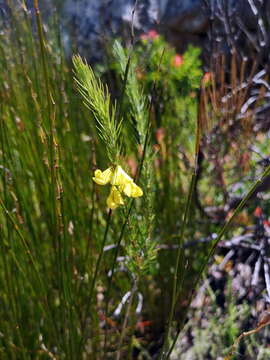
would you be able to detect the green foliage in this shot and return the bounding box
[109,35,202,157]
[172,278,270,360]
[135,34,202,93]
[73,55,122,164]
[171,280,248,359]
[112,40,148,144]
[1,3,270,360]
[112,40,157,275]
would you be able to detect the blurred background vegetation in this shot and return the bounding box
[0,1,270,359]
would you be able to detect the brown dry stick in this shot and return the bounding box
[224,311,270,360]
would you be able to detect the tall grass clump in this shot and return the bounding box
[1,2,270,359]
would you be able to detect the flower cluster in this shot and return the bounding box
[140,29,159,41]
[172,54,183,68]
[93,165,143,209]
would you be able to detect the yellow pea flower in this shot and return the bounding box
[93,165,143,209]
[111,165,133,186]
[106,186,124,209]
[92,167,113,185]
[121,181,143,197]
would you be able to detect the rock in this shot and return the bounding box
[2,0,268,62]
[162,0,207,33]
[62,0,209,60]
[61,0,269,61]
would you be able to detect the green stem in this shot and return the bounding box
[0,111,27,360]
[116,278,138,360]
[33,2,68,354]
[159,172,197,359]
[33,0,58,245]
[103,106,150,353]
[159,93,202,359]
[103,121,150,354]
[104,44,165,357]
[103,199,135,353]
[0,197,60,344]
[79,209,112,352]
[103,93,152,352]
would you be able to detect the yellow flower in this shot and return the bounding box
[93,167,113,185]
[121,181,143,197]
[93,165,143,209]
[111,165,133,186]
[106,186,124,209]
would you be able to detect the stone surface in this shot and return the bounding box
[61,0,269,60]
[2,0,268,61]
[62,0,209,60]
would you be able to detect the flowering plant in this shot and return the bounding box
[93,165,143,209]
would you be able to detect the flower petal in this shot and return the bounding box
[111,165,133,186]
[93,167,113,185]
[123,181,143,198]
[106,186,124,209]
